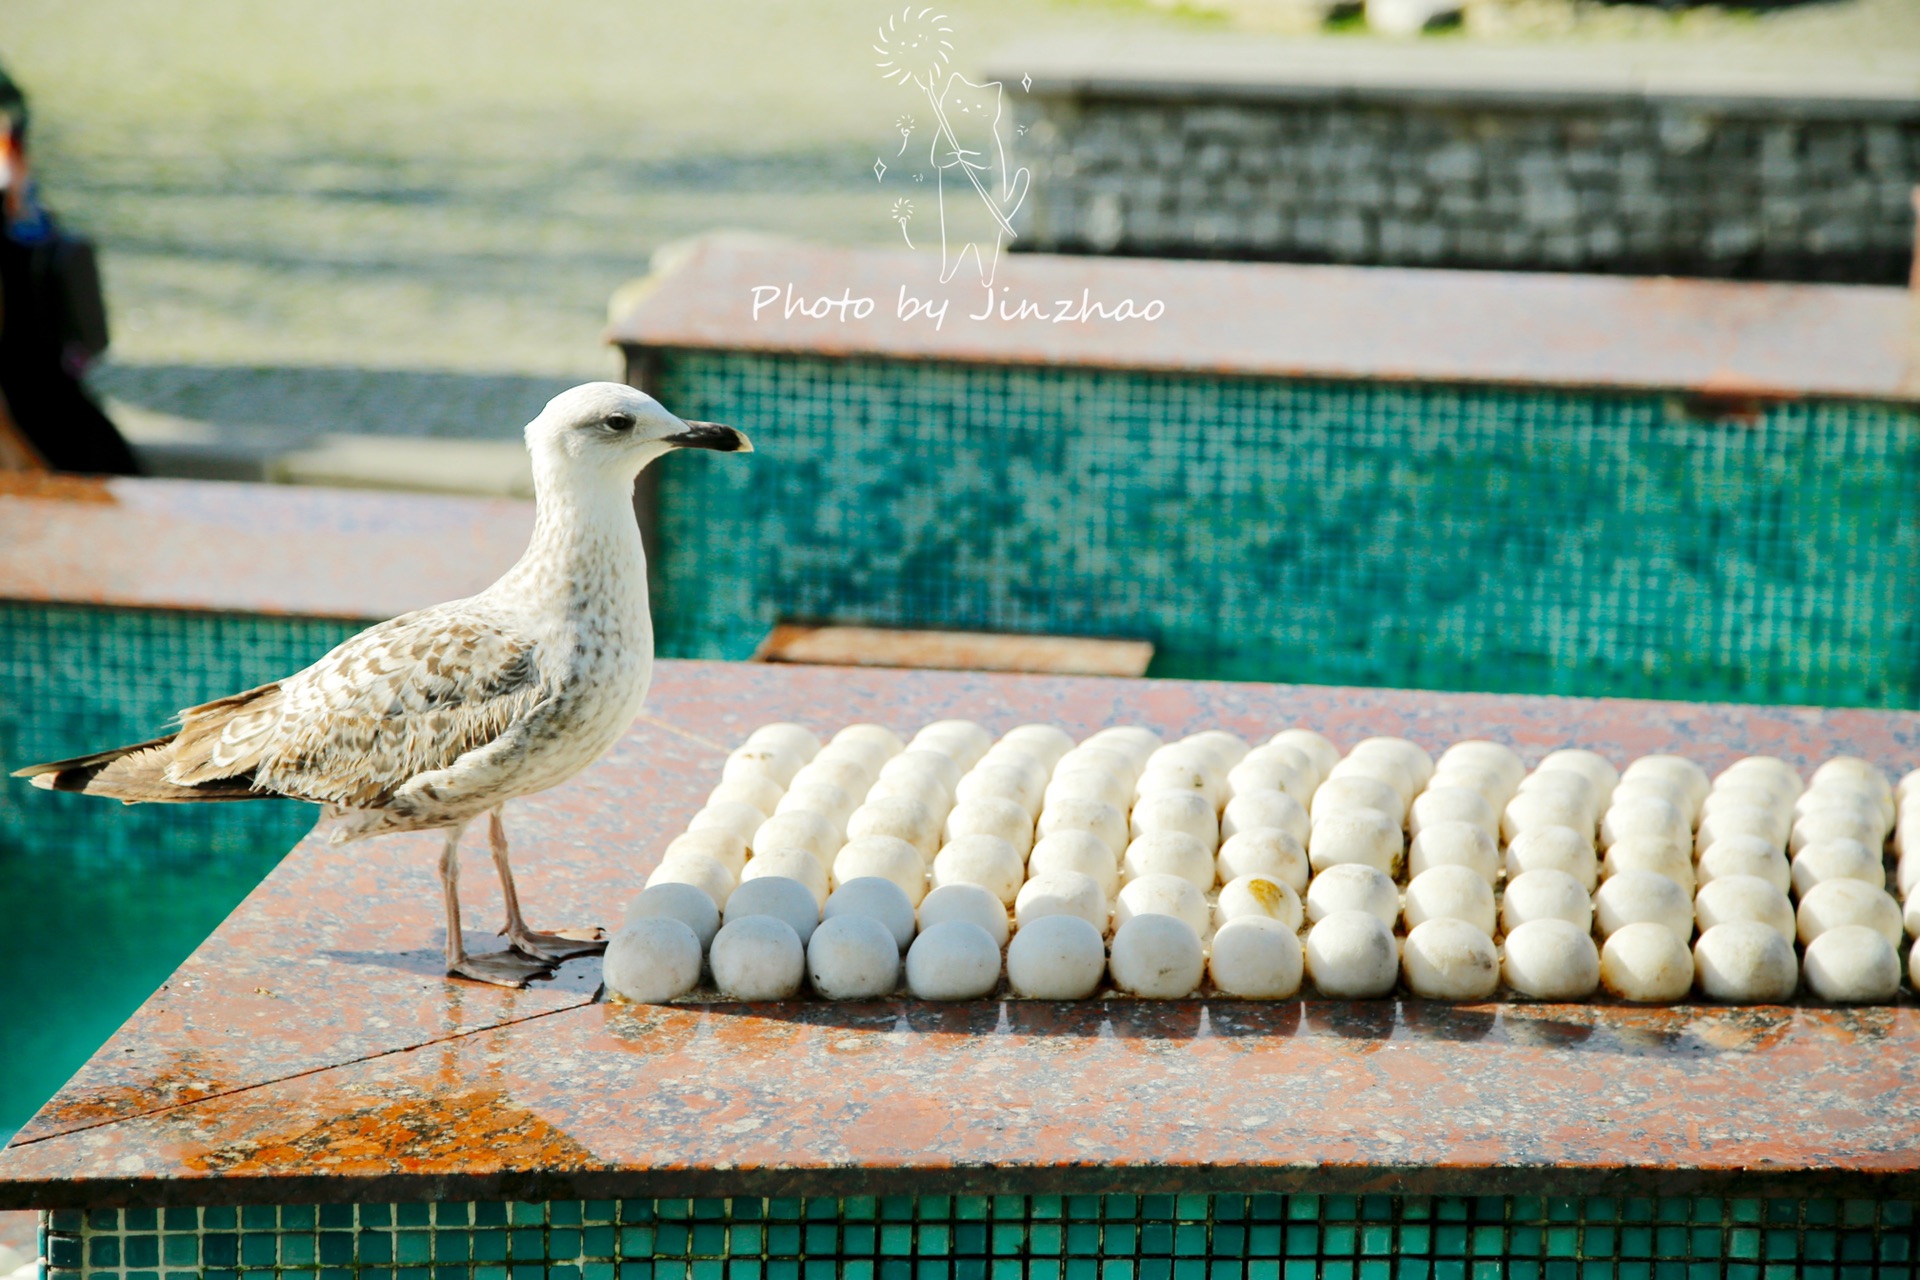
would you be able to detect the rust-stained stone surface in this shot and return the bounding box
[0,476,534,619]
[3,660,1918,1208]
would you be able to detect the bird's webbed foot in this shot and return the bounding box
[505,924,608,962]
[448,948,558,988]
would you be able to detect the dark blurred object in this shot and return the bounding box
[0,63,138,475]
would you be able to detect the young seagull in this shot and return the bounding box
[16,382,751,986]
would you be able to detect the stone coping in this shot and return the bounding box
[606,239,1919,402]
[2,660,1918,1208]
[0,474,535,620]
[985,36,1920,116]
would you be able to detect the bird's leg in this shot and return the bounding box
[441,821,555,987]
[491,807,606,961]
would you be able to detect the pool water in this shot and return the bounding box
[0,603,360,1143]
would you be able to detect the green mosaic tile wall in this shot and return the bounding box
[41,1194,1920,1280]
[0,602,364,1141]
[648,353,1920,709]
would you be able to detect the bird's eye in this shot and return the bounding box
[603,412,635,432]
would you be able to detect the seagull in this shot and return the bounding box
[15,382,752,986]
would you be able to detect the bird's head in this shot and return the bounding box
[525,382,752,481]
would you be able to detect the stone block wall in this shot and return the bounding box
[1008,84,1920,282]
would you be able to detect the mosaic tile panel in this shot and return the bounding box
[647,354,1920,710]
[41,1195,1920,1280]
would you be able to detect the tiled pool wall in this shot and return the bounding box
[647,353,1920,710]
[43,1194,1920,1280]
[0,601,363,1140]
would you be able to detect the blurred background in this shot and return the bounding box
[2,0,1919,1203]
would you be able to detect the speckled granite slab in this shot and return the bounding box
[3,660,1917,1208]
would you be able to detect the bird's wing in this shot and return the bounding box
[171,604,550,809]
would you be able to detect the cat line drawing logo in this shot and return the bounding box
[872,6,1029,287]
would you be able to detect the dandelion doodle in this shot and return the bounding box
[895,114,916,156]
[891,198,915,248]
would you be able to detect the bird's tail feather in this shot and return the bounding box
[15,737,266,804]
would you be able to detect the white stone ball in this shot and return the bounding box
[1599,922,1693,1003]
[1693,922,1798,1003]
[1810,755,1891,799]
[817,737,891,782]
[1044,767,1132,814]
[1114,873,1211,937]
[1594,870,1693,939]
[1516,766,1600,814]
[1221,788,1309,845]
[1305,863,1400,929]
[1693,875,1795,944]
[1622,754,1710,810]
[1715,756,1803,797]
[625,882,721,949]
[1228,753,1313,806]
[1217,828,1310,894]
[646,853,736,909]
[944,796,1035,858]
[1500,869,1593,934]
[823,876,918,952]
[790,756,876,801]
[957,759,1048,819]
[1311,773,1405,824]
[1353,735,1435,786]
[879,748,963,796]
[1215,874,1303,932]
[1029,830,1121,900]
[1330,754,1416,812]
[1135,758,1225,811]
[1609,775,1695,823]
[910,719,994,769]
[1187,729,1253,765]
[918,881,1010,948]
[724,742,805,788]
[1082,725,1162,770]
[1901,850,1920,897]
[1036,796,1127,856]
[776,781,855,834]
[1436,739,1525,793]
[1427,765,1510,815]
[724,875,821,945]
[833,721,904,756]
[847,795,941,861]
[707,773,786,820]
[710,915,806,999]
[746,721,821,761]
[1059,744,1142,787]
[998,723,1076,769]
[750,810,840,865]
[1910,938,1920,989]
[1402,865,1496,935]
[1906,884,1920,942]
[1304,910,1398,998]
[1797,878,1902,948]
[661,829,749,878]
[603,917,704,1004]
[1406,821,1499,884]
[1537,749,1619,805]
[1697,835,1792,894]
[1803,924,1900,1004]
[832,835,928,905]
[1504,825,1598,891]
[1695,804,1788,852]
[1501,919,1600,1000]
[740,845,831,908]
[1307,809,1403,876]
[1208,917,1304,999]
[1269,728,1339,780]
[1789,806,1884,855]
[1503,786,1594,843]
[904,919,1002,999]
[863,777,952,823]
[1799,783,1895,835]
[1131,788,1220,847]
[691,800,770,848]
[1601,796,1690,850]
[1108,913,1205,998]
[1402,918,1499,1001]
[1703,781,1794,824]
[1790,838,1885,897]
[1005,914,1106,999]
[1015,871,1110,935]
[930,834,1025,905]
[806,913,902,999]
[1408,786,1498,840]
[1602,837,1696,892]
[1122,830,1216,893]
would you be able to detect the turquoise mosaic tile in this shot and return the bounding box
[41,1196,1920,1280]
[648,353,1920,709]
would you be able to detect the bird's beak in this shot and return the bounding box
[664,420,753,453]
